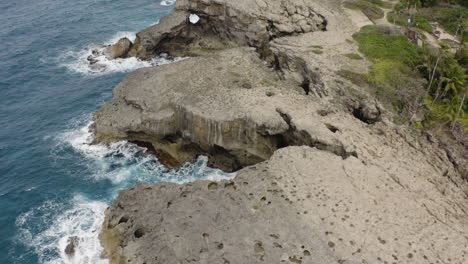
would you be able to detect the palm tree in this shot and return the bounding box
[440,62,466,98]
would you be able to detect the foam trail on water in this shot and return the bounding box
[59,31,185,76]
[17,119,235,263]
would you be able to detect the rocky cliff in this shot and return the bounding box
[125,0,327,59]
[94,0,468,263]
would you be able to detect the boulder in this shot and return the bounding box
[351,100,382,124]
[64,236,79,257]
[109,37,133,59]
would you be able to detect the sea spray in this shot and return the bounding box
[16,120,235,264]
[58,31,185,76]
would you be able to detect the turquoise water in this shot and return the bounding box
[0,0,232,263]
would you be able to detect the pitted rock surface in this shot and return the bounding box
[101,147,468,264]
[96,0,468,263]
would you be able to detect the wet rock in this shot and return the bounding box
[109,37,133,59]
[64,236,79,257]
[87,55,98,65]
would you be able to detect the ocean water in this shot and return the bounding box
[0,0,234,263]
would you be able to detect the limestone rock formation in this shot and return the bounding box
[101,146,468,264]
[95,0,468,263]
[127,0,327,59]
[94,46,371,171]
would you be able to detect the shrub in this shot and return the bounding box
[368,60,426,114]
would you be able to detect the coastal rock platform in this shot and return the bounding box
[95,0,468,263]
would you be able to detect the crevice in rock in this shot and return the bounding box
[300,78,311,95]
[273,52,327,97]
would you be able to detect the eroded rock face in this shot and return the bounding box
[101,147,468,264]
[127,0,327,59]
[94,47,367,171]
[94,48,287,171]
[96,0,468,262]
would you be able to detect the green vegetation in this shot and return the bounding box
[366,0,392,8]
[344,53,364,60]
[312,50,323,54]
[426,97,468,128]
[337,70,369,87]
[353,26,423,66]
[389,0,468,41]
[343,0,385,22]
[387,11,434,32]
[352,25,467,134]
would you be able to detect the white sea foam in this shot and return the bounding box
[59,31,185,75]
[16,196,108,264]
[58,121,235,183]
[17,120,235,263]
[160,0,176,6]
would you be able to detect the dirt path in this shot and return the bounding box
[374,6,394,26]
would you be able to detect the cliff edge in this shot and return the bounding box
[94,0,468,263]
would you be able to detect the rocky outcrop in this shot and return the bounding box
[110,37,133,59]
[126,0,327,59]
[64,236,79,257]
[93,48,358,171]
[101,146,468,264]
[96,0,468,262]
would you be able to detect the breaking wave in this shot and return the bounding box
[16,119,235,264]
[58,31,184,75]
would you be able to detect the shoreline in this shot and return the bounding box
[91,0,468,263]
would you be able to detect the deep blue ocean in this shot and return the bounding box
[0,1,232,263]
